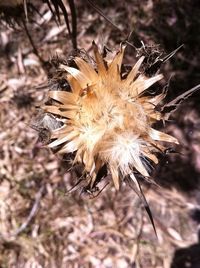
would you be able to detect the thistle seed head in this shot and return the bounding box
[41,42,179,190]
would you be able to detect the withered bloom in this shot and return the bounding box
[41,42,179,191]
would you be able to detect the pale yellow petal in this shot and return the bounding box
[110,164,120,190]
[67,75,82,94]
[92,41,107,76]
[42,105,62,115]
[149,128,179,144]
[58,140,79,154]
[48,131,78,148]
[130,152,149,177]
[74,57,98,82]
[142,150,159,164]
[130,173,140,192]
[148,91,166,106]
[107,44,126,80]
[125,56,145,84]
[143,74,163,91]
[49,91,78,104]
[130,74,163,97]
[51,126,74,138]
[42,105,77,119]
[60,65,91,88]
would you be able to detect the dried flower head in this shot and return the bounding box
[41,42,179,192]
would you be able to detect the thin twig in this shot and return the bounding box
[12,185,45,237]
[87,0,121,32]
[87,0,137,49]
[67,0,77,49]
[22,18,45,67]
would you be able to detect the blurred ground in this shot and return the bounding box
[0,0,200,267]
